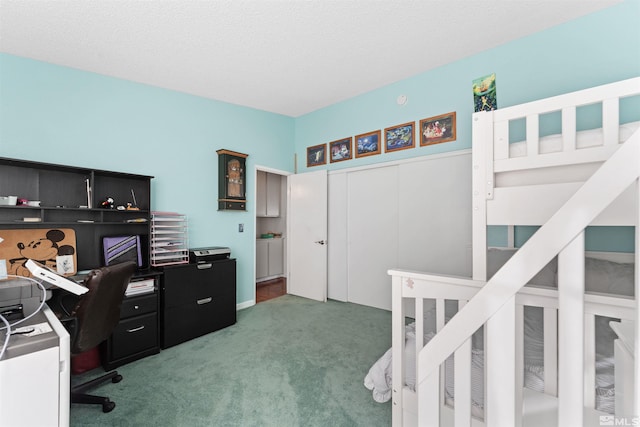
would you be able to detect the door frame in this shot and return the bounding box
[253,165,291,305]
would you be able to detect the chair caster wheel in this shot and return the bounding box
[102,400,116,413]
[112,374,123,384]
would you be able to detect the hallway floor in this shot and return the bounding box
[256,277,286,303]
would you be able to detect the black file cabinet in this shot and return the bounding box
[101,274,161,371]
[160,259,236,349]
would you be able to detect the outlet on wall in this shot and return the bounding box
[239,223,244,232]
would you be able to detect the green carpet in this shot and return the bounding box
[70,295,392,426]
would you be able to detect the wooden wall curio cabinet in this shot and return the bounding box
[216,149,248,211]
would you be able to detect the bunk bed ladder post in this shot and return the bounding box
[584,312,597,409]
[454,299,472,427]
[471,112,491,427]
[416,297,439,426]
[615,334,635,418]
[485,296,517,426]
[436,298,446,413]
[419,297,445,427]
[515,303,525,427]
[558,231,585,426]
[419,369,441,427]
[391,274,405,426]
[543,307,558,396]
[472,111,492,279]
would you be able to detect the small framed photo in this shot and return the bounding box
[420,112,456,146]
[473,73,497,112]
[329,137,352,163]
[384,122,415,153]
[355,130,381,158]
[307,143,326,167]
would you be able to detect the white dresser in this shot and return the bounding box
[0,305,70,427]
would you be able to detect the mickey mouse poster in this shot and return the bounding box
[0,228,77,277]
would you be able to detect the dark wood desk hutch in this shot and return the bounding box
[0,157,160,369]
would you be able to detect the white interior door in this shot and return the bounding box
[288,170,327,302]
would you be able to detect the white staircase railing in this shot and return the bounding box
[398,130,639,426]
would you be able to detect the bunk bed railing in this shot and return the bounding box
[491,77,640,174]
[392,129,639,426]
[389,271,637,426]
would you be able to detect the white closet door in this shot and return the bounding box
[397,153,472,277]
[347,165,399,310]
[328,173,348,301]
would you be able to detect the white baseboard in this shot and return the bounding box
[236,300,255,311]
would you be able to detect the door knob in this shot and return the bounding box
[315,240,326,245]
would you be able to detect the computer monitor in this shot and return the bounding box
[102,235,143,268]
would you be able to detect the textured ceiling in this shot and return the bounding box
[0,0,622,117]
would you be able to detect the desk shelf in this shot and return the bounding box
[0,157,153,271]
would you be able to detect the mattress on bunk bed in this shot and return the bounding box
[364,249,635,415]
[507,121,640,158]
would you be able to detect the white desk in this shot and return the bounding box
[0,304,70,427]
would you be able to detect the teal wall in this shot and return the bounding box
[295,0,640,172]
[0,55,295,305]
[1,1,639,305]
[487,226,636,253]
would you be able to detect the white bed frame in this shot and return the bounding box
[389,77,640,426]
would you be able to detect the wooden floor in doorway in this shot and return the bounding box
[256,277,286,303]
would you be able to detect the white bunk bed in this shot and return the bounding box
[372,77,640,426]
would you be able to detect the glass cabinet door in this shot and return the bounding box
[216,149,248,210]
[226,158,244,198]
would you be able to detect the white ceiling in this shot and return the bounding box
[0,0,622,117]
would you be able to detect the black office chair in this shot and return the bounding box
[63,261,136,413]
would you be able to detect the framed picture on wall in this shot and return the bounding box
[472,73,497,112]
[329,137,352,163]
[307,143,327,167]
[419,112,456,146]
[355,130,381,158]
[384,122,415,152]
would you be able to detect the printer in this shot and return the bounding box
[189,246,231,264]
[0,277,45,321]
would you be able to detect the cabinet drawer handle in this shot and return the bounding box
[197,297,213,305]
[127,325,145,333]
[197,263,213,270]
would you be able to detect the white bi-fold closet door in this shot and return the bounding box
[328,150,472,310]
